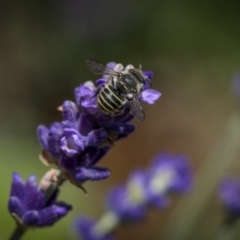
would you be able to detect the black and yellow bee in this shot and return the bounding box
[86,58,147,122]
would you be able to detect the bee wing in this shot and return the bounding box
[130,96,145,122]
[86,59,119,76]
[147,79,153,88]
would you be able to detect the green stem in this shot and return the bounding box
[8,227,26,240]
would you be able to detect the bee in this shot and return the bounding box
[86,58,147,122]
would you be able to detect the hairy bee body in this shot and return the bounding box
[97,85,125,114]
[86,58,146,121]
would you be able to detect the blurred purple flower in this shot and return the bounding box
[8,173,71,227]
[219,177,240,217]
[106,169,148,221]
[146,152,192,208]
[75,152,193,240]
[75,216,115,240]
[37,61,160,187]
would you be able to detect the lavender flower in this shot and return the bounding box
[106,169,148,221]
[8,172,71,227]
[219,176,240,218]
[146,152,192,207]
[75,152,193,240]
[37,61,161,187]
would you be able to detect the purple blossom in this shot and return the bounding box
[37,61,161,187]
[75,152,193,240]
[146,152,193,207]
[219,177,240,217]
[106,169,147,221]
[105,153,193,218]
[149,152,192,192]
[141,89,161,104]
[8,173,71,227]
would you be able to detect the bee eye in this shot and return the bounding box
[123,75,135,87]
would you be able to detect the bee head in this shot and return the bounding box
[129,69,145,85]
[117,74,137,93]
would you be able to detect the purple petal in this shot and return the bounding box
[128,169,147,188]
[150,152,193,193]
[78,84,95,98]
[62,120,77,130]
[219,177,240,215]
[89,147,110,166]
[84,81,96,91]
[106,61,117,69]
[87,128,108,147]
[10,173,25,200]
[168,156,193,192]
[82,97,98,110]
[22,175,45,211]
[141,89,161,104]
[59,155,79,172]
[63,126,80,137]
[22,210,39,226]
[143,71,153,80]
[102,62,117,80]
[147,194,170,209]
[60,129,85,157]
[72,166,110,182]
[150,152,171,167]
[74,82,95,107]
[75,216,96,240]
[96,114,113,128]
[78,110,97,135]
[47,122,63,158]
[37,203,72,226]
[77,146,110,167]
[8,197,24,217]
[96,78,107,86]
[62,101,78,123]
[106,185,146,221]
[60,137,79,157]
[76,147,100,167]
[37,125,49,150]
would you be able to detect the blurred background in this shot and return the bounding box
[1,0,240,239]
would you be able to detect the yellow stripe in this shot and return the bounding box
[105,86,123,103]
[99,94,115,111]
[101,91,118,108]
[98,98,111,114]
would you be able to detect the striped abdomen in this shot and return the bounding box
[97,85,124,114]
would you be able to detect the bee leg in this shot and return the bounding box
[111,76,118,88]
[114,107,124,116]
[91,84,104,99]
[149,81,153,88]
